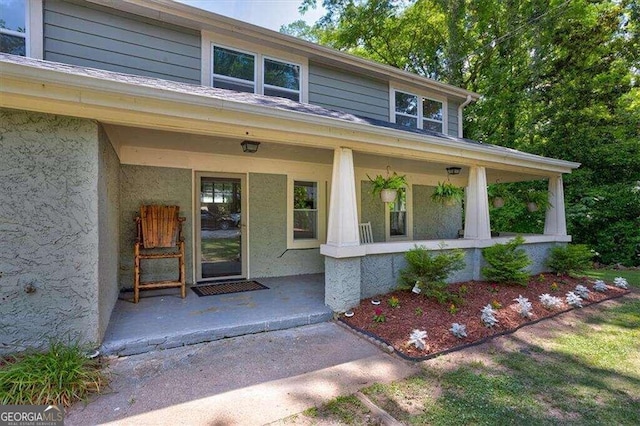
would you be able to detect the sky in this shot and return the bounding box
[177,0,326,32]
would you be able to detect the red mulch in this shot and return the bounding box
[341,274,629,359]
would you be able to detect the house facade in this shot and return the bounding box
[0,0,579,354]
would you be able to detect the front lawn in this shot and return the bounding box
[583,269,640,288]
[296,270,640,425]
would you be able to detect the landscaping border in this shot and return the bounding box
[338,290,631,362]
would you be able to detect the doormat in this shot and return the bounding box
[191,280,269,297]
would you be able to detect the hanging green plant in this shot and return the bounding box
[431,181,465,206]
[487,184,510,208]
[522,189,552,212]
[367,171,407,202]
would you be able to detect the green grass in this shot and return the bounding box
[300,295,640,425]
[201,237,240,262]
[0,342,109,407]
[582,269,640,288]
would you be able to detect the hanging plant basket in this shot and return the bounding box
[523,189,551,212]
[367,170,407,203]
[431,181,464,206]
[380,189,398,203]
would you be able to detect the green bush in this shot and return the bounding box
[481,236,532,286]
[0,342,108,408]
[399,246,465,304]
[546,244,593,275]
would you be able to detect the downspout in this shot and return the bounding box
[457,94,473,138]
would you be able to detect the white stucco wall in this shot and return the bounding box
[0,109,103,354]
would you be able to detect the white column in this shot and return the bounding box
[326,148,360,247]
[464,166,491,239]
[544,175,567,236]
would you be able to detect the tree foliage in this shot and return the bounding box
[284,0,640,265]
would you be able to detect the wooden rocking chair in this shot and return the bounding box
[134,205,186,303]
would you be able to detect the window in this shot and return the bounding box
[210,44,303,101]
[0,0,26,56]
[263,58,300,101]
[293,181,317,240]
[213,46,255,93]
[393,89,445,133]
[389,188,407,237]
[288,177,325,248]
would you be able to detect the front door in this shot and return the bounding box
[196,173,245,281]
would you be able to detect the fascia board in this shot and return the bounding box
[0,60,579,174]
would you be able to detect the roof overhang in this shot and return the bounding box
[86,0,480,102]
[0,58,579,177]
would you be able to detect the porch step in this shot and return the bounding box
[100,310,334,357]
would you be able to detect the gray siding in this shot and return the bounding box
[43,0,201,84]
[248,173,324,277]
[447,99,460,137]
[309,63,389,121]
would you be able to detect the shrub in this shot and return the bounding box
[613,277,629,289]
[574,284,590,299]
[387,296,400,308]
[481,304,499,327]
[481,236,532,285]
[593,280,608,292]
[408,329,428,350]
[546,244,593,275]
[513,295,533,318]
[399,246,465,304]
[0,342,108,407]
[450,323,468,338]
[566,292,583,308]
[539,293,563,309]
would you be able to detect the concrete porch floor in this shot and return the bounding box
[100,274,333,356]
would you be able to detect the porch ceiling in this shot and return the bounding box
[103,124,334,165]
[354,152,550,183]
[106,124,548,182]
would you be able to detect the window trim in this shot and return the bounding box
[1,0,42,58]
[287,176,326,249]
[390,87,447,134]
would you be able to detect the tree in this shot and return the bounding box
[286,0,639,265]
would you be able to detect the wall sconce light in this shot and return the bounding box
[446,166,462,175]
[241,140,260,153]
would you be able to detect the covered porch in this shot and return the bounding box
[101,274,331,356]
[0,55,580,353]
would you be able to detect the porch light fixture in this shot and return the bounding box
[241,140,260,153]
[446,166,462,175]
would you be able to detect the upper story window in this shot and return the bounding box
[263,57,300,101]
[0,0,26,56]
[213,46,256,93]
[392,89,445,133]
[211,44,301,102]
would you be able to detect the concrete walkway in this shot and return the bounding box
[66,323,419,425]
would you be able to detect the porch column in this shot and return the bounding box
[464,166,491,239]
[544,175,567,236]
[326,147,360,247]
[323,148,362,312]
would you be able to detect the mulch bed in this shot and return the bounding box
[340,273,630,360]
